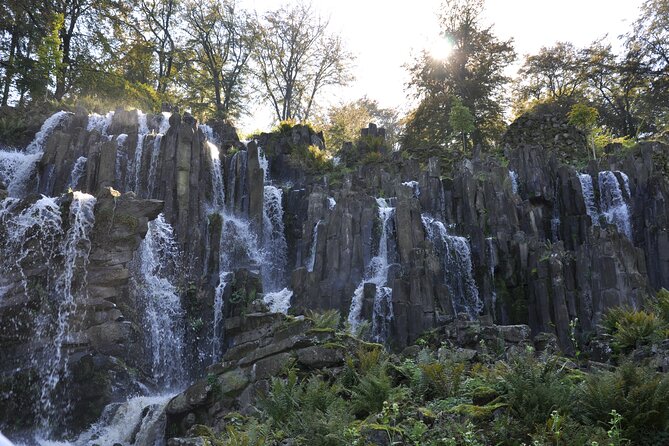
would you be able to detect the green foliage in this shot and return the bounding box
[578,363,669,443]
[602,306,664,352]
[258,369,353,445]
[568,103,599,131]
[314,97,400,151]
[305,309,341,330]
[449,97,476,152]
[500,354,573,432]
[288,142,333,172]
[404,0,515,149]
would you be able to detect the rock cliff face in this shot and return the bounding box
[1,106,668,439]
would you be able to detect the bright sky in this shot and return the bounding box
[239,0,643,132]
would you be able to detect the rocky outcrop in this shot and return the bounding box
[165,312,354,441]
[0,188,163,433]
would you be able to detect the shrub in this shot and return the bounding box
[602,306,664,352]
[305,309,341,330]
[500,354,574,431]
[258,370,353,446]
[577,362,669,444]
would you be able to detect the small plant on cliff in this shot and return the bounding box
[568,103,599,160]
[449,97,476,153]
[306,309,341,330]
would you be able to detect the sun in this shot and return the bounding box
[428,37,454,60]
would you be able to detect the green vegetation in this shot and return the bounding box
[0,1,353,123]
[199,307,669,446]
[568,103,599,159]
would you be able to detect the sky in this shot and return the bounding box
[239,0,644,132]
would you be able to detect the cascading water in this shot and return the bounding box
[578,173,600,226]
[258,147,269,183]
[67,156,87,190]
[486,237,497,320]
[37,394,173,446]
[0,111,70,198]
[130,111,150,194]
[306,220,322,273]
[133,213,185,388]
[348,198,395,342]
[422,214,482,319]
[0,196,63,298]
[86,111,114,136]
[38,192,97,430]
[598,171,632,238]
[262,185,287,291]
[401,180,420,197]
[258,146,293,314]
[509,170,519,195]
[328,197,337,210]
[146,135,162,198]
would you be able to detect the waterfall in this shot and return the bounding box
[619,171,632,197]
[67,156,87,190]
[401,180,420,197]
[578,173,600,226]
[509,170,519,195]
[0,111,70,198]
[130,111,150,194]
[598,171,632,238]
[158,112,172,135]
[263,288,293,314]
[0,149,40,198]
[262,185,287,292]
[39,192,97,429]
[422,215,481,319]
[205,138,225,210]
[36,394,174,446]
[227,150,248,212]
[146,135,162,198]
[486,237,497,320]
[306,220,321,272]
[0,196,63,298]
[328,197,336,210]
[134,214,185,388]
[26,111,71,154]
[86,112,114,136]
[258,147,269,183]
[348,198,395,341]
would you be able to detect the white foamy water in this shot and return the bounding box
[348,198,395,341]
[422,214,482,319]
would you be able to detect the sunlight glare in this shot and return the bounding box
[428,37,453,60]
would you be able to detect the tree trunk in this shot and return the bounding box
[1,28,18,106]
[55,29,72,101]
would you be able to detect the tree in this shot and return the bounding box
[404,0,515,148]
[135,0,180,95]
[253,2,353,122]
[626,0,669,131]
[568,103,599,159]
[580,41,649,138]
[183,0,255,119]
[315,97,400,151]
[514,42,584,111]
[448,97,475,152]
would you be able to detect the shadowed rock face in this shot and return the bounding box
[2,106,669,437]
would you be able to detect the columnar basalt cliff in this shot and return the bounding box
[1,106,668,442]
